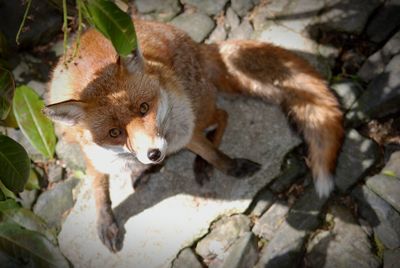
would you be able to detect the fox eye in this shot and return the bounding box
[109,128,122,138]
[139,102,149,115]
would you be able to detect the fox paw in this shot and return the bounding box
[97,213,122,253]
[227,158,261,178]
[194,156,213,185]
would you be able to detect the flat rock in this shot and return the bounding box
[47,162,64,183]
[305,205,381,268]
[317,0,381,34]
[248,189,276,217]
[55,137,86,171]
[252,201,290,240]
[181,0,229,16]
[134,0,181,21]
[335,129,380,192]
[33,177,80,230]
[384,248,400,268]
[225,7,240,31]
[255,187,327,267]
[358,30,400,82]
[172,248,203,268]
[228,19,254,40]
[367,174,400,213]
[251,0,292,32]
[330,79,364,111]
[366,0,400,44]
[206,23,227,44]
[231,0,255,17]
[352,186,400,249]
[170,11,215,42]
[220,232,258,268]
[348,54,400,123]
[270,153,307,193]
[58,97,300,268]
[383,151,400,178]
[195,214,251,265]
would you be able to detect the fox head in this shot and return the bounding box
[44,49,194,165]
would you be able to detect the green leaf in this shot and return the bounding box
[0,199,19,211]
[85,0,137,56]
[0,31,9,57]
[0,135,30,193]
[0,223,69,268]
[382,170,397,178]
[0,106,18,128]
[0,207,57,245]
[0,67,15,120]
[13,85,56,159]
[25,169,40,190]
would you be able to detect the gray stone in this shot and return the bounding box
[270,153,307,193]
[248,189,276,217]
[172,248,203,268]
[221,232,258,268]
[170,12,215,42]
[134,0,181,21]
[366,0,400,44]
[225,7,240,31]
[335,129,380,192]
[206,23,227,44]
[19,189,38,210]
[181,0,229,16]
[228,19,254,40]
[55,138,86,171]
[250,0,292,32]
[367,174,400,213]
[255,188,327,267]
[358,31,400,82]
[330,79,364,111]
[384,248,400,268]
[349,54,400,123]
[231,0,255,17]
[305,205,381,268]
[252,201,290,240]
[33,177,80,230]
[352,186,400,249]
[47,163,64,183]
[384,151,400,178]
[317,0,381,34]
[195,214,251,264]
[27,80,46,98]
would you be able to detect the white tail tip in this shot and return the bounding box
[315,172,335,198]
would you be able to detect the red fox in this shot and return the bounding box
[44,19,343,252]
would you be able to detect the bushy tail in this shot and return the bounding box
[200,41,344,198]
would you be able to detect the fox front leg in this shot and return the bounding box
[89,166,122,252]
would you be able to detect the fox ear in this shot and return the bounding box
[42,100,86,126]
[117,46,143,73]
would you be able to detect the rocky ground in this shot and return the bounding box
[2,0,400,267]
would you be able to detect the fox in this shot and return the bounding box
[44,19,343,252]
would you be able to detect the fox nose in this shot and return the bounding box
[148,149,162,162]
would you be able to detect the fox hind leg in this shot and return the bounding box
[193,108,228,185]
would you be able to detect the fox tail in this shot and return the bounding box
[201,41,344,198]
